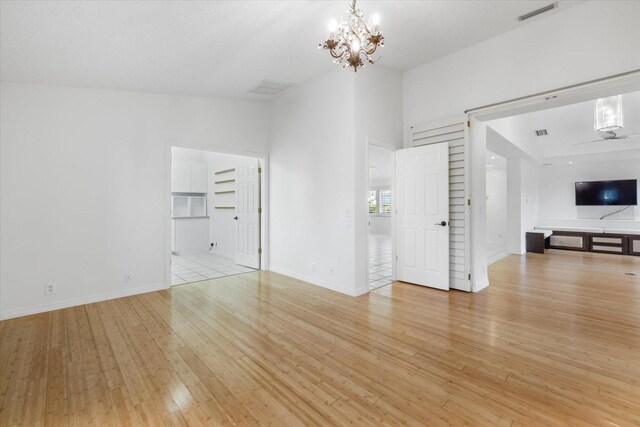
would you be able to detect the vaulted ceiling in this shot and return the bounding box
[1,0,581,100]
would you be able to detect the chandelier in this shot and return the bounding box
[594,95,624,132]
[318,0,384,72]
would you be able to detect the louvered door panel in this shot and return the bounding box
[412,120,469,291]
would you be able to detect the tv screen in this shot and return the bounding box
[575,180,637,206]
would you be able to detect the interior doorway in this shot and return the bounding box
[170,146,264,286]
[467,72,640,290]
[368,145,393,289]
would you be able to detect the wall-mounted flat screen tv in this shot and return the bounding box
[575,179,637,206]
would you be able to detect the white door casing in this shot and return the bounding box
[396,143,450,290]
[235,160,260,269]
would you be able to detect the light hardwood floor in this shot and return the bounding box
[1,250,639,426]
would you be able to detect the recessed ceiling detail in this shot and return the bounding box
[248,80,294,96]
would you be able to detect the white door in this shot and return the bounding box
[396,143,450,290]
[235,160,261,269]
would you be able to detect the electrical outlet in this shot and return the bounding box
[311,263,317,273]
[124,273,133,283]
[45,283,56,296]
[329,266,335,276]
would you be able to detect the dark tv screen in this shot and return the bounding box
[575,180,637,206]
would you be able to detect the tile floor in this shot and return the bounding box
[369,234,392,289]
[171,252,256,285]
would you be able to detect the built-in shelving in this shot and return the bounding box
[214,179,235,184]
[214,190,235,195]
[214,206,235,210]
[214,168,235,175]
[172,195,207,217]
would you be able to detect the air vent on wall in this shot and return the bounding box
[518,2,558,21]
[535,129,549,136]
[248,80,295,96]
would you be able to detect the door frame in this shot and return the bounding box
[366,143,396,290]
[465,69,640,292]
[408,118,471,291]
[166,144,269,287]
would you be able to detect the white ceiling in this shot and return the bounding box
[505,90,640,162]
[0,0,581,100]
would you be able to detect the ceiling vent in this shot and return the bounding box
[518,2,558,21]
[248,80,294,96]
[535,129,549,137]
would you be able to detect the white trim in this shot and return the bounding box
[269,266,369,297]
[467,70,640,122]
[488,250,509,265]
[0,282,169,320]
[473,277,489,293]
[366,143,396,291]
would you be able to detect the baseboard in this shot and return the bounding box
[473,277,490,293]
[0,282,170,320]
[488,250,509,265]
[269,266,369,297]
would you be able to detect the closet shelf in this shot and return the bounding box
[215,179,235,184]
[215,190,235,194]
[214,206,235,210]
[214,168,235,175]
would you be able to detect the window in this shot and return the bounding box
[369,188,391,215]
[368,190,377,213]
[379,190,392,214]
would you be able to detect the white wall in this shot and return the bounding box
[268,65,402,296]
[539,158,640,224]
[506,157,540,254]
[0,82,269,319]
[269,70,360,295]
[486,162,507,245]
[356,67,403,290]
[369,217,391,236]
[403,1,640,141]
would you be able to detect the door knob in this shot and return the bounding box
[233,216,238,220]
[435,221,447,226]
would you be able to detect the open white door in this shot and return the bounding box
[235,160,260,269]
[396,143,450,290]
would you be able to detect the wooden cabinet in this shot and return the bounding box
[548,231,588,251]
[544,229,639,256]
[629,236,640,256]
[171,161,208,193]
[590,234,627,254]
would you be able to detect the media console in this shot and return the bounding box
[528,227,640,256]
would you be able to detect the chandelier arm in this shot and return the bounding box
[364,45,378,56]
[329,48,344,59]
